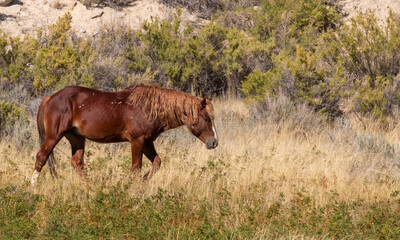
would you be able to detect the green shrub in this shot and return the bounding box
[0,100,28,136]
[127,10,270,95]
[221,27,271,95]
[0,13,96,96]
[240,0,343,118]
[252,0,341,49]
[290,45,344,118]
[336,10,400,81]
[126,10,189,87]
[0,32,38,95]
[320,10,400,119]
[32,12,95,94]
[243,44,344,119]
[354,76,400,120]
[241,68,275,101]
[241,2,400,120]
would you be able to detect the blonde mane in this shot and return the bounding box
[127,84,213,129]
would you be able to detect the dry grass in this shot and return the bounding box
[1,98,400,214]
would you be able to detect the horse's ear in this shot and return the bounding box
[200,96,207,109]
[209,96,213,101]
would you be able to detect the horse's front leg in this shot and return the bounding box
[143,142,161,181]
[130,137,144,176]
[65,133,86,179]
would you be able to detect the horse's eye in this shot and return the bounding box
[205,117,210,122]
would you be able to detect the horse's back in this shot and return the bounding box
[47,85,131,109]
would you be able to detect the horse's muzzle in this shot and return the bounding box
[206,139,218,149]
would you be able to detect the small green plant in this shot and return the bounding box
[1,182,400,239]
[0,185,41,239]
[354,132,396,157]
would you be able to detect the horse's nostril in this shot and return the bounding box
[206,140,218,149]
[213,140,218,148]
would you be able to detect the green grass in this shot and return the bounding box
[1,184,399,239]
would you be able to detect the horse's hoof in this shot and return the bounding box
[30,170,40,185]
[143,171,150,181]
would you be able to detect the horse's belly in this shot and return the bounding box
[86,135,128,143]
[73,117,128,143]
[76,128,128,143]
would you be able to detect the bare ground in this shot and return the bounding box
[0,0,203,37]
[1,0,400,38]
[338,0,400,23]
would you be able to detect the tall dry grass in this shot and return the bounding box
[1,98,400,217]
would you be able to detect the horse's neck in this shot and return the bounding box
[162,118,186,131]
[160,110,188,131]
[151,93,196,131]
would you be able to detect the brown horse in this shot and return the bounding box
[31,84,218,184]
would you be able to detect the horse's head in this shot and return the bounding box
[188,97,218,149]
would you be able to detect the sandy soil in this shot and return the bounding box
[0,0,400,37]
[0,0,201,37]
[339,0,400,23]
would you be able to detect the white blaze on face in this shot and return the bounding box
[31,170,40,185]
[212,125,218,141]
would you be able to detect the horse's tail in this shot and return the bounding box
[37,96,58,178]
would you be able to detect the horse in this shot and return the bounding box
[31,83,218,184]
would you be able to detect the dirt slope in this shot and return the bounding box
[0,0,400,37]
[339,0,400,23]
[0,0,201,37]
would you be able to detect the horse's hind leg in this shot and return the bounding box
[32,107,73,184]
[65,133,86,178]
[32,134,64,184]
[143,142,161,181]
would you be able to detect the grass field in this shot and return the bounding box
[1,98,400,239]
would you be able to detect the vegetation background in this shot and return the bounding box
[1,0,400,238]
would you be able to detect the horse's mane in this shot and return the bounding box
[127,84,213,129]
